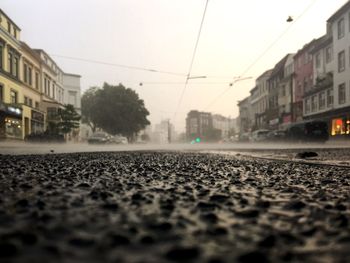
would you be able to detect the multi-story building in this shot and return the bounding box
[63,73,81,114]
[266,54,292,129]
[33,49,65,127]
[186,110,216,142]
[303,34,334,123]
[237,97,252,134]
[63,73,81,141]
[153,120,175,144]
[0,9,23,139]
[278,54,295,129]
[293,40,318,122]
[0,9,81,140]
[250,69,272,130]
[327,1,350,137]
[212,114,233,140]
[20,42,45,136]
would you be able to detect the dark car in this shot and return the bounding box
[25,132,65,143]
[285,120,329,143]
[87,132,111,144]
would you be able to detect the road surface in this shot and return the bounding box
[0,150,349,262]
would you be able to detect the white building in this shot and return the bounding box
[326,1,350,136]
[212,114,233,139]
[250,69,272,130]
[62,73,81,113]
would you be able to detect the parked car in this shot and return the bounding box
[87,132,111,144]
[285,120,329,143]
[266,130,286,141]
[110,136,128,144]
[250,129,270,142]
[238,132,251,142]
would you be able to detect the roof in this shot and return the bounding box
[33,49,64,72]
[309,35,332,54]
[270,54,292,78]
[257,69,273,80]
[20,41,42,62]
[0,9,21,30]
[327,0,350,22]
[63,72,81,78]
[294,38,320,57]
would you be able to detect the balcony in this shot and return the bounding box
[304,72,333,97]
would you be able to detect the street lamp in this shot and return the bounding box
[229,76,253,86]
[187,75,207,80]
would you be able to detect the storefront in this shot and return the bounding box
[0,103,23,140]
[331,116,350,136]
[304,106,350,139]
[31,109,45,134]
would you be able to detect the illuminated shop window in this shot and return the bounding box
[331,118,350,135]
[5,118,22,138]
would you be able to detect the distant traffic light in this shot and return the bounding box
[195,137,201,143]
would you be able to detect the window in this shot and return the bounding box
[338,50,345,72]
[0,84,3,102]
[28,98,33,107]
[0,43,3,69]
[24,96,28,105]
[305,98,311,114]
[338,18,345,39]
[8,52,13,74]
[338,83,346,104]
[311,95,317,112]
[68,91,77,106]
[327,89,333,107]
[35,72,39,89]
[52,83,55,99]
[28,67,32,85]
[7,21,11,33]
[281,85,286,96]
[35,101,39,109]
[10,90,17,104]
[8,50,19,78]
[13,57,18,78]
[14,28,17,38]
[47,80,51,96]
[319,92,325,110]
[315,52,321,68]
[326,46,332,63]
[23,64,28,83]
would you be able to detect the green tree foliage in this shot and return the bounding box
[81,87,99,133]
[58,104,81,135]
[81,83,150,141]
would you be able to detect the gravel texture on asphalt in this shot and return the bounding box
[0,151,350,263]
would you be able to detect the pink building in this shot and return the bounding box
[293,39,319,122]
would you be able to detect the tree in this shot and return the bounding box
[58,104,81,135]
[81,83,150,142]
[81,87,99,133]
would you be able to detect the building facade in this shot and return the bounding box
[0,9,81,140]
[20,42,45,137]
[186,110,215,142]
[327,1,350,137]
[0,10,24,139]
[266,54,291,129]
[237,97,252,134]
[250,69,272,130]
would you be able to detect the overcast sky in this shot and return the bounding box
[2,0,348,132]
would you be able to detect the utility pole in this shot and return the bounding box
[167,119,171,144]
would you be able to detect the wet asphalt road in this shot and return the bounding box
[0,151,350,263]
